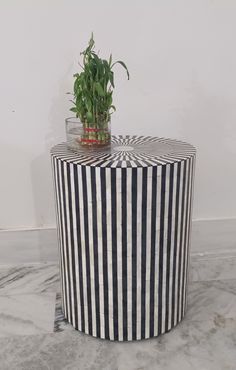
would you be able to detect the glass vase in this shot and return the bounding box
[66,117,111,151]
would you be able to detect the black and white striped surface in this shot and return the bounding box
[51,135,196,341]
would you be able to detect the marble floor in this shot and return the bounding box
[0,224,236,370]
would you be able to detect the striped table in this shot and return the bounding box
[51,135,196,341]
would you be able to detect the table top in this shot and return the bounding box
[51,135,196,168]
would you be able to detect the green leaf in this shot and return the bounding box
[111,60,130,80]
[70,107,77,113]
[73,79,80,93]
[81,32,95,56]
[109,54,112,66]
[106,92,113,106]
[88,32,95,50]
[109,72,114,88]
[75,95,82,106]
[95,82,105,96]
[86,111,93,123]
[85,99,92,111]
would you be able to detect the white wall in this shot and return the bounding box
[0,0,236,229]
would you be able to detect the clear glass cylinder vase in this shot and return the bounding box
[66,117,111,151]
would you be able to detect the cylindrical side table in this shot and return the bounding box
[51,136,196,341]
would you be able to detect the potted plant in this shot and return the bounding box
[66,34,129,149]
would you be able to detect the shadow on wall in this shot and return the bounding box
[30,66,73,228]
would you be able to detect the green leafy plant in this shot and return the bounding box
[70,34,129,145]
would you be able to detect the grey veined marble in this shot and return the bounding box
[0,263,58,338]
[190,252,236,282]
[0,263,59,295]
[0,293,56,337]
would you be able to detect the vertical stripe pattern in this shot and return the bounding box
[51,136,196,341]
